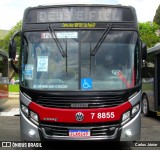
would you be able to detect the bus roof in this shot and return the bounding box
[27,3,134,9]
[147,43,160,53]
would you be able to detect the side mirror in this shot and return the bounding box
[9,39,17,60]
[142,42,147,61]
[8,31,21,73]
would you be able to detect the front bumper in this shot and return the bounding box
[20,109,141,141]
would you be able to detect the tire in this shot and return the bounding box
[142,95,150,117]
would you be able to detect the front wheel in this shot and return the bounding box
[142,95,150,117]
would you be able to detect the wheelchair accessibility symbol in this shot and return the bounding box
[81,78,92,90]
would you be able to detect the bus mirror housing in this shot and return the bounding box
[8,31,21,73]
[9,39,17,60]
[142,43,147,61]
[9,31,21,59]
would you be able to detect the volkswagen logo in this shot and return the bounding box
[75,112,84,121]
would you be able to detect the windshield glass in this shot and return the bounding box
[21,30,139,91]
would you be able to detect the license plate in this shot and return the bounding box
[69,129,90,137]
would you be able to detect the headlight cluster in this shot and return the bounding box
[121,103,140,126]
[21,104,39,125]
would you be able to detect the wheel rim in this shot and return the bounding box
[143,98,148,114]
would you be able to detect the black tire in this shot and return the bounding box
[142,95,150,117]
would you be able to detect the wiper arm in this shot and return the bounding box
[48,26,66,57]
[90,24,112,56]
[65,37,68,77]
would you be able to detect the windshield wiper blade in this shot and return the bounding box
[48,26,66,57]
[65,37,68,77]
[90,24,112,56]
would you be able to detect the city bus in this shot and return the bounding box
[9,4,146,141]
[0,50,9,106]
[141,43,160,117]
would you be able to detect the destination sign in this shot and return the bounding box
[26,6,134,23]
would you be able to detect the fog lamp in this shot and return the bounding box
[125,129,132,137]
[28,129,36,137]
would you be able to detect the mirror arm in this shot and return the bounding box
[11,31,21,41]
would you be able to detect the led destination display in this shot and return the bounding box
[26,6,134,23]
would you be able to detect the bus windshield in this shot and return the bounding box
[21,30,138,91]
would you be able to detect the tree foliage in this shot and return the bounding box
[0,20,22,53]
[139,22,160,48]
[153,5,160,26]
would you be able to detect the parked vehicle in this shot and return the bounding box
[142,44,160,117]
[0,50,9,106]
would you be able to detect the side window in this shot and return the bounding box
[142,63,154,78]
[0,55,8,84]
[142,52,155,78]
[0,55,8,77]
[0,55,3,77]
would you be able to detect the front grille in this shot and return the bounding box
[36,93,126,108]
[41,122,119,137]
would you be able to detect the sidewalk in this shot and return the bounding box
[2,92,20,112]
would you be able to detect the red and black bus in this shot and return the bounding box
[9,4,146,141]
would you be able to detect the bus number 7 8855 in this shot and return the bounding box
[91,112,115,119]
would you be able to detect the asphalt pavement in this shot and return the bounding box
[0,93,19,114]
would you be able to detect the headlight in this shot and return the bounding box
[21,104,29,116]
[21,103,39,125]
[30,111,39,125]
[121,111,130,125]
[121,103,140,126]
[132,103,140,117]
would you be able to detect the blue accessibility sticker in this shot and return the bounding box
[81,78,92,90]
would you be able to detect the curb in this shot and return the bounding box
[9,92,19,99]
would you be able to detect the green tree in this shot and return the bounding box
[139,22,160,48]
[0,20,22,53]
[153,5,160,26]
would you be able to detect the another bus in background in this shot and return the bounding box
[0,50,9,106]
[142,43,160,117]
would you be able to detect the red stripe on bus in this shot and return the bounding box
[29,101,132,123]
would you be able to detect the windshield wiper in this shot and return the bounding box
[48,26,66,57]
[90,24,112,56]
[65,37,68,77]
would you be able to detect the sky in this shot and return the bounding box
[0,0,159,30]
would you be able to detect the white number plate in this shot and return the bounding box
[69,129,90,137]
